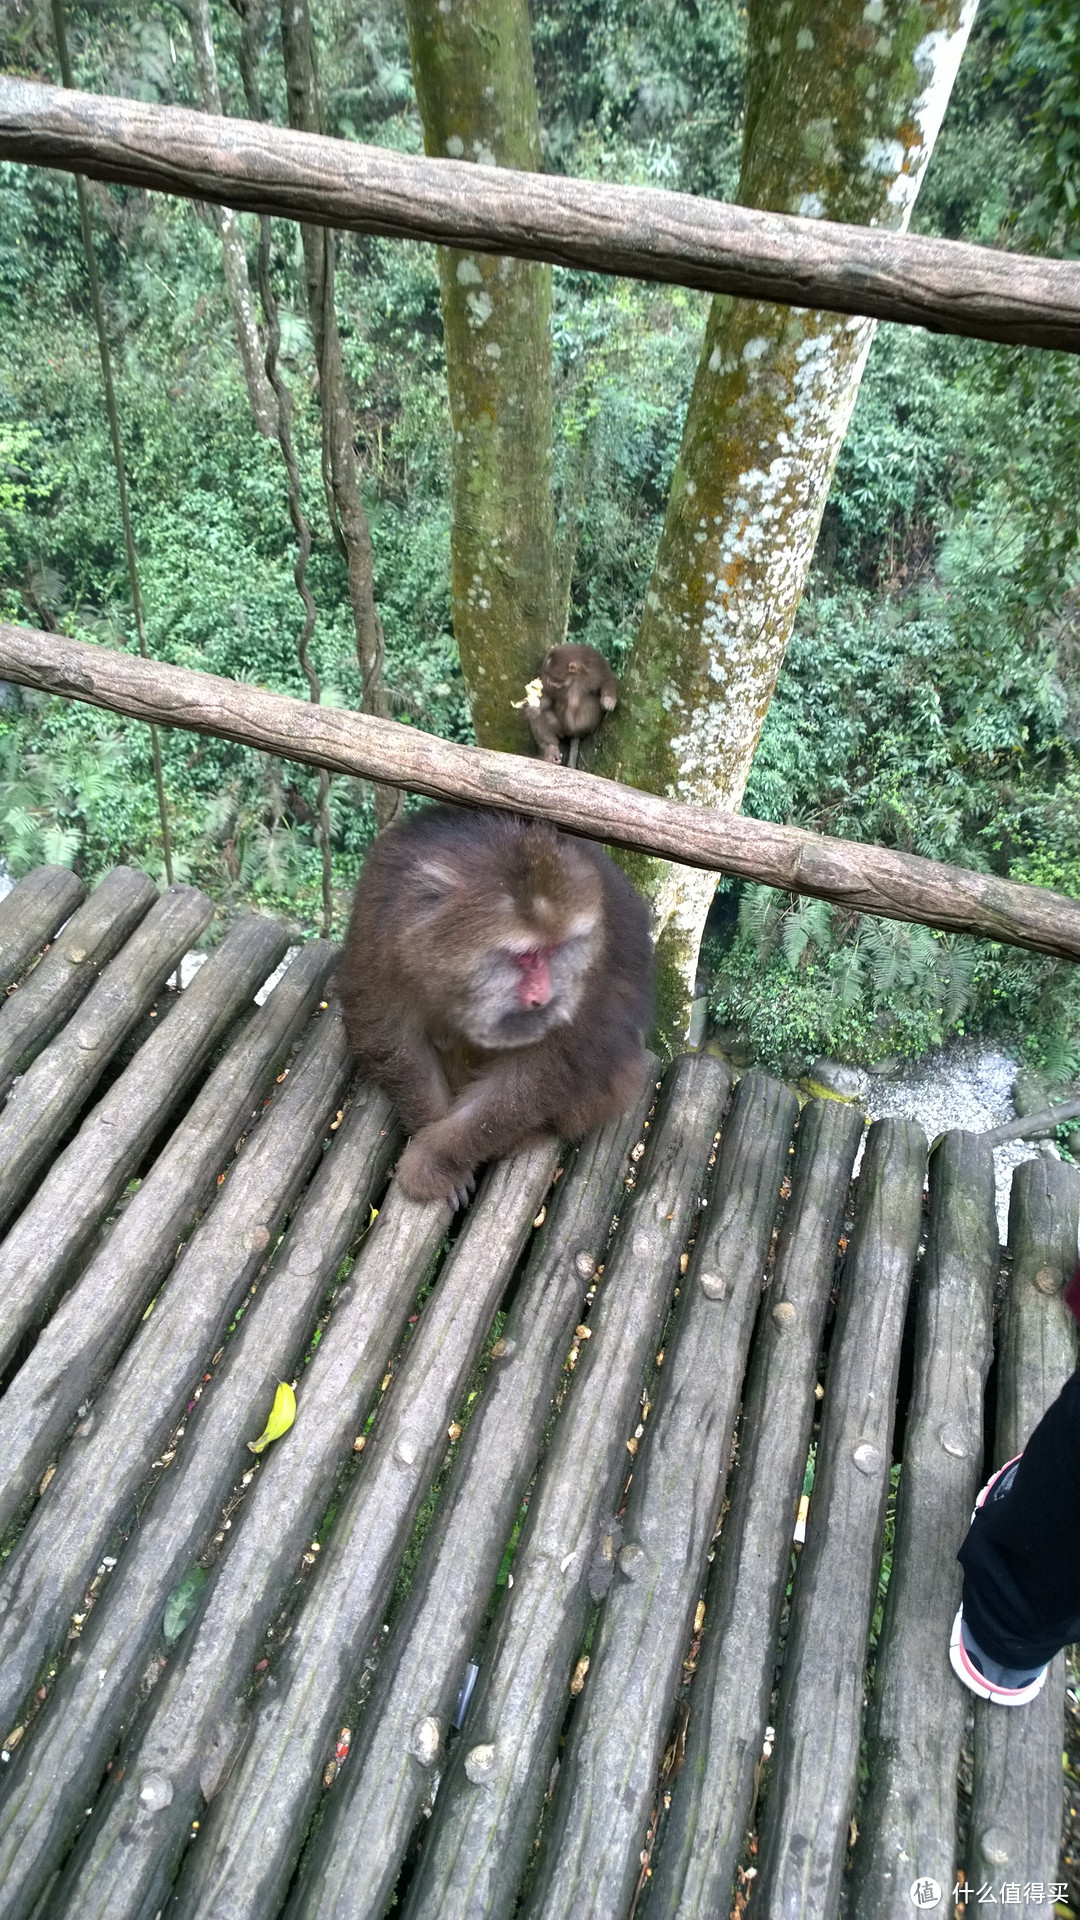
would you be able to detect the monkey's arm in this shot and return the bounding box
[351,1023,452,1134]
[395,1043,646,1206]
[396,1070,546,1205]
[593,661,619,712]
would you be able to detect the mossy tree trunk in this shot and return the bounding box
[403,0,562,753]
[592,0,979,1050]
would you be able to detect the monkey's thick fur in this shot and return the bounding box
[339,805,655,1205]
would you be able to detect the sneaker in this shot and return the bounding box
[949,1606,1048,1706]
[971,1454,1022,1519]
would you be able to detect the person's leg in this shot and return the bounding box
[952,1367,1080,1703]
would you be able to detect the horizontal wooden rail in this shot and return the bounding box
[3,621,1080,961]
[1,80,1079,354]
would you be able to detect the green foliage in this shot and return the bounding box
[532,0,746,198]
[709,876,1080,1081]
[708,885,987,1074]
[0,0,1077,1082]
[988,0,1080,256]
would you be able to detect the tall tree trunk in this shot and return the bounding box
[180,0,276,437]
[403,0,562,754]
[593,0,980,1050]
[279,0,401,829]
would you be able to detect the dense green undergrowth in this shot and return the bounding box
[0,0,1077,1069]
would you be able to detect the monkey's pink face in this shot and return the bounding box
[457,919,598,1049]
[406,834,604,1051]
[512,945,558,1010]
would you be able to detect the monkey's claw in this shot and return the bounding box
[397,1137,478,1210]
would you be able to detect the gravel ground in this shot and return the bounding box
[859,1039,1041,1245]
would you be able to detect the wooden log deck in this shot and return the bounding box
[0,864,1076,1920]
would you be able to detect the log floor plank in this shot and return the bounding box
[0,910,289,1371]
[756,1117,928,1920]
[49,1156,456,1920]
[294,1070,659,1920]
[0,1083,398,1920]
[0,938,334,1519]
[645,1095,866,1920]
[172,1139,563,1920]
[400,1053,732,1920]
[968,1158,1080,1898]
[527,1072,799,1920]
[0,864,85,991]
[0,1001,351,1730]
[0,883,213,1232]
[0,866,157,1090]
[852,1130,999,1919]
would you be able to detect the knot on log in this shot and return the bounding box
[138,1772,174,1811]
[1033,1263,1059,1296]
[699,1270,727,1301]
[979,1826,1014,1868]
[852,1442,882,1477]
[772,1301,796,1328]
[464,1742,498,1784]
[409,1717,440,1767]
[618,1542,646,1580]
[574,1250,596,1280]
[938,1421,969,1458]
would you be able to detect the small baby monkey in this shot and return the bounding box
[525,643,619,765]
[339,805,654,1206]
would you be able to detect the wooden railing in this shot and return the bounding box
[4,619,1080,963]
[1,78,1079,354]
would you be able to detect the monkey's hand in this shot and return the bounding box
[396,1131,478,1210]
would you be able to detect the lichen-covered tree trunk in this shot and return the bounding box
[593,0,979,1049]
[280,0,401,829]
[403,0,561,753]
[180,0,276,437]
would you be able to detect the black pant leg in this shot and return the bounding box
[958,1367,1080,1669]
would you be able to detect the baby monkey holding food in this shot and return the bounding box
[524,643,619,765]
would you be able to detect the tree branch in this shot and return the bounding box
[0,79,1078,353]
[4,620,1080,962]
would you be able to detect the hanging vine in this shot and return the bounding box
[49,0,174,888]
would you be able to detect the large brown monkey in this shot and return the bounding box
[525,644,619,765]
[338,805,654,1205]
